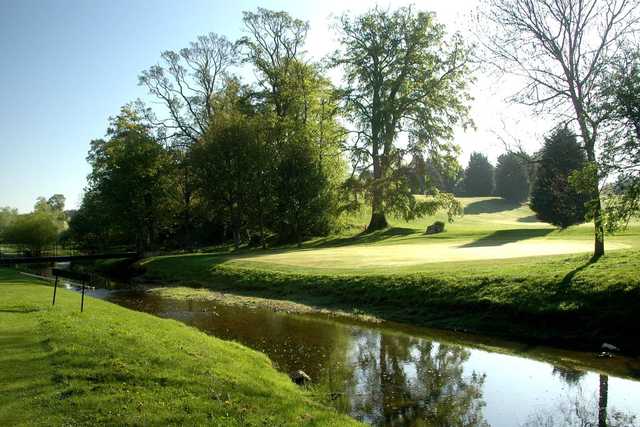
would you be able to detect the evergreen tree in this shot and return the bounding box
[495,152,529,203]
[530,128,590,228]
[463,152,494,196]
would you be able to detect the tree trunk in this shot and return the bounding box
[367,142,388,232]
[585,146,605,258]
[598,374,608,427]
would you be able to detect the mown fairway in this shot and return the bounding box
[232,197,639,271]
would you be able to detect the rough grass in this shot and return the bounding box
[0,269,360,426]
[134,198,640,354]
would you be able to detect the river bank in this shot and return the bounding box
[130,249,640,356]
[0,268,360,426]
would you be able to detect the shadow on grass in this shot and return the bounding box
[464,199,522,215]
[0,307,42,314]
[303,227,418,249]
[517,215,540,223]
[459,229,554,248]
[561,254,602,286]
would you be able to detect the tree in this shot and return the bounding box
[463,152,494,196]
[82,106,174,252]
[530,128,590,228]
[241,8,346,243]
[495,152,530,202]
[4,212,58,256]
[139,33,237,248]
[192,81,262,249]
[333,6,473,231]
[600,47,640,231]
[483,0,640,256]
[0,207,18,248]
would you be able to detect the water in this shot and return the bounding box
[88,289,640,427]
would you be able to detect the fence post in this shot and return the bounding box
[80,280,85,313]
[52,276,58,305]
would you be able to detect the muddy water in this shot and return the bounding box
[90,289,640,427]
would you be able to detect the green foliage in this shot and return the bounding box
[463,152,494,196]
[530,128,590,228]
[0,207,18,242]
[495,152,529,202]
[333,6,473,230]
[600,48,640,231]
[3,212,59,255]
[74,106,175,252]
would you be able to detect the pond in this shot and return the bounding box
[77,287,640,427]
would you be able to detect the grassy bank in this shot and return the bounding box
[139,249,640,355]
[0,269,360,426]
[109,197,640,354]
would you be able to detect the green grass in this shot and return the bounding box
[132,198,640,354]
[0,269,360,426]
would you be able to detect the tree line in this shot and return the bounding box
[2,3,638,259]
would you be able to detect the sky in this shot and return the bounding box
[0,0,551,213]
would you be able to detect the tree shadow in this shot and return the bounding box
[517,215,540,223]
[561,254,602,286]
[464,198,522,215]
[459,229,554,248]
[303,227,418,249]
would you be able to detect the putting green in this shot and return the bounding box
[236,239,630,268]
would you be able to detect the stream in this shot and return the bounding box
[42,267,640,427]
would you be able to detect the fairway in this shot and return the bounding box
[234,197,638,269]
[238,239,630,268]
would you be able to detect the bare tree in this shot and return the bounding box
[139,33,237,145]
[482,0,640,257]
[138,33,237,248]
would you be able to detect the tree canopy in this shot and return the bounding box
[530,128,590,228]
[495,152,529,203]
[333,6,472,231]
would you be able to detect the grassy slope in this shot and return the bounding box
[0,269,360,426]
[137,198,640,353]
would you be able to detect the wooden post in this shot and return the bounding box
[80,280,85,313]
[52,276,59,306]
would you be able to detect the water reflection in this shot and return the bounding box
[103,291,640,427]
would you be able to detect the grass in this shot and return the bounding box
[0,269,360,426]
[131,198,640,354]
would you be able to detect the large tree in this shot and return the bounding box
[241,8,346,243]
[600,47,640,230]
[530,128,590,228]
[139,33,237,247]
[495,152,530,202]
[333,6,473,231]
[82,106,174,252]
[463,152,495,197]
[484,0,640,256]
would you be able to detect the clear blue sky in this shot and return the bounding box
[0,0,547,213]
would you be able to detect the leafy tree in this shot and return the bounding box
[241,8,346,242]
[0,207,18,242]
[495,152,529,203]
[530,128,590,228]
[462,152,494,196]
[81,106,175,252]
[484,0,640,256]
[275,145,330,247]
[600,47,640,231]
[3,212,58,256]
[332,6,472,231]
[139,33,237,247]
[192,81,263,249]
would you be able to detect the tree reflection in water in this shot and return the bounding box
[341,331,488,426]
[523,372,637,427]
